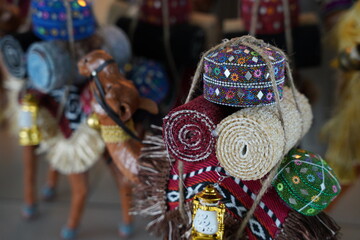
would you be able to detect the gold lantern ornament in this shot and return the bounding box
[192,185,225,240]
[18,94,41,146]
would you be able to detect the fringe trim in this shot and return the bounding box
[276,210,341,240]
[133,126,246,240]
[37,121,105,174]
[132,126,174,236]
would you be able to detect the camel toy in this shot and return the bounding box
[77,49,158,235]
[0,0,151,238]
[78,49,159,181]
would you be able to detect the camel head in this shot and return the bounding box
[78,49,158,124]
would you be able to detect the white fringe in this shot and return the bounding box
[38,121,105,174]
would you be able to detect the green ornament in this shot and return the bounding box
[272,148,341,216]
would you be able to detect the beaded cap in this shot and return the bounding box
[140,0,191,25]
[31,0,96,41]
[128,58,169,104]
[241,0,299,35]
[272,148,341,216]
[203,43,285,107]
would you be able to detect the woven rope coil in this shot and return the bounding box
[164,109,215,162]
[215,86,312,180]
[163,96,234,163]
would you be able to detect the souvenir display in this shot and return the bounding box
[0,0,350,239]
[134,35,341,240]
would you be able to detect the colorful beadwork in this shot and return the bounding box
[31,0,96,41]
[272,148,341,216]
[203,44,285,107]
[127,58,169,104]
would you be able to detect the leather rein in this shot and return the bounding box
[91,59,141,142]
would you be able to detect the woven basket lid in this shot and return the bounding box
[203,43,285,107]
[31,0,96,41]
[140,0,191,25]
[27,41,74,93]
[272,148,341,216]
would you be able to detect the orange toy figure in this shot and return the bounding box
[78,49,158,236]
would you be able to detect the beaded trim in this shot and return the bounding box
[203,74,285,88]
[204,56,285,67]
[100,120,136,143]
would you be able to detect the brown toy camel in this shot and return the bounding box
[78,50,158,180]
[77,49,158,236]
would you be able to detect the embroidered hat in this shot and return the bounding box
[272,148,341,216]
[241,0,299,35]
[140,0,191,25]
[203,43,285,107]
[128,58,169,104]
[31,0,96,41]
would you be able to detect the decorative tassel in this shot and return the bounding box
[276,210,341,240]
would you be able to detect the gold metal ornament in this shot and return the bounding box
[87,113,100,130]
[100,120,136,143]
[18,94,41,146]
[192,185,225,240]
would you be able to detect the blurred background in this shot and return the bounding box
[1,0,360,239]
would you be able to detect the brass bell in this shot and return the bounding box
[192,185,225,240]
[87,113,100,130]
[18,94,41,146]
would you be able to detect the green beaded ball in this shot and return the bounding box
[272,148,341,216]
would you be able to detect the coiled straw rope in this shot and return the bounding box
[215,86,312,181]
[182,35,303,238]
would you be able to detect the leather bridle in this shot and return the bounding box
[91,59,141,142]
